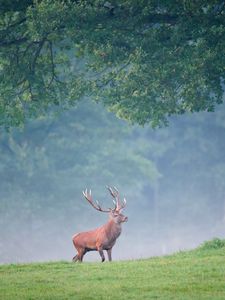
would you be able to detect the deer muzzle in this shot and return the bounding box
[123,216,128,222]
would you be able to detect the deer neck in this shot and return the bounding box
[104,219,122,240]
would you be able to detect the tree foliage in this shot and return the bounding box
[0,0,225,128]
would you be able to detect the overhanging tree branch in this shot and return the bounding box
[0,37,28,47]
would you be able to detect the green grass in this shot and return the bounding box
[1,238,225,300]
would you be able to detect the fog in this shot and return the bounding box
[0,99,225,264]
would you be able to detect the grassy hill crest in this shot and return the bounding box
[1,238,225,300]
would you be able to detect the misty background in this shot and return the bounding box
[0,98,225,264]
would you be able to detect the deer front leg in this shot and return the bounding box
[99,250,105,262]
[97,245,105,262]
[107,248,112,261]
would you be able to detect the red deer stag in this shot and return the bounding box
[72,186,128,262]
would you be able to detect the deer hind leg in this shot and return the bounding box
[76,248,86,262]
[72,254,79,262]
[72,235,87,262]
[72,252,82,263]
[72,246,86,263]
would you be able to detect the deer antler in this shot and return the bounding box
[82,189,113,213]
[107,186,126,211]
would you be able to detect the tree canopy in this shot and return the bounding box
[1,0,225,128]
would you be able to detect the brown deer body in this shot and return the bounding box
[72,187,127,262]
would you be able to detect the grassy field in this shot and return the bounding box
[0,238,225,300]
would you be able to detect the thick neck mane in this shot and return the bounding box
[104,219,122,241]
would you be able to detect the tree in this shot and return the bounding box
[1,0,225,128]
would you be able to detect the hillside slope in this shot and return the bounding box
[0,239,225,300]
